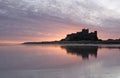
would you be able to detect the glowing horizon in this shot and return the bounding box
[0,27,118,44]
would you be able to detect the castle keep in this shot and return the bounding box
[61,29,99,41]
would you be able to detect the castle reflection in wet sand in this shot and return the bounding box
[0,44,120,78]
[61,46,98,59]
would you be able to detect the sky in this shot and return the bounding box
[0,0,120,43]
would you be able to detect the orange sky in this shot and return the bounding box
[0,25,117,44]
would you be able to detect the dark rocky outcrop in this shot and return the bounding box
[61,28,99,41]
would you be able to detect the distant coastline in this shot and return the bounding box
[23,40,120,45]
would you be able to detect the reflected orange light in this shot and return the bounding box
[22,44,83,62]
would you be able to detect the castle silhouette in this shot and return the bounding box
[61,28,99,41]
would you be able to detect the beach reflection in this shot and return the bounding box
[0,44,120,78]
[61,46,98,59]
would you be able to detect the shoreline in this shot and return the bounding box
[23,41,120,45]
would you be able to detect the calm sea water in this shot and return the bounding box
[0,44,120,78]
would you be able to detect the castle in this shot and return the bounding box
[61,28,99,41]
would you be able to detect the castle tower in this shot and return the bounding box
[82,28,89,34]
[94,31,97,35]
[94,31,98,40]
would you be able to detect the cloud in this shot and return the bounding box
[0,0,120,42]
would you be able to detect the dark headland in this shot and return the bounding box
[23,28,120,44]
